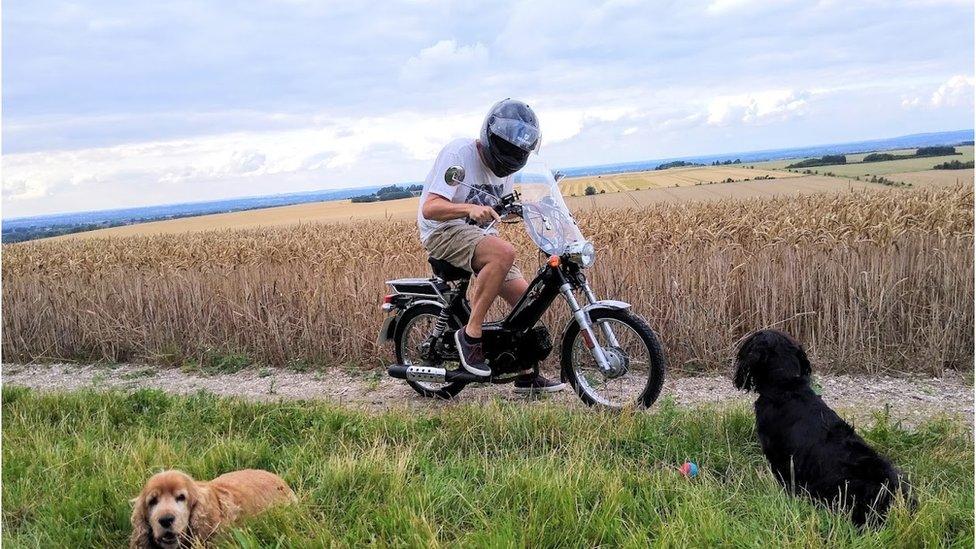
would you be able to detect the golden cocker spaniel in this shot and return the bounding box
[129,469,296,548]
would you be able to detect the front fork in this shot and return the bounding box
[559,281,620,374]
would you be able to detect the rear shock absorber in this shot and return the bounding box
[431,308,451,338]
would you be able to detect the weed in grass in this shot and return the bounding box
[120,366,158,380]
[90,372,107,387]
[201,351,252,375]
[363,371,382,392]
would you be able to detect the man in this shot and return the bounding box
[417,98,565,394]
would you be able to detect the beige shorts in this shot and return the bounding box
[423,223,523,282]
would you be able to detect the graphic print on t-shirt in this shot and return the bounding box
[467,182,505,207]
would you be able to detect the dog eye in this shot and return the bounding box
[148,497,158,506]
[176,494,186,502]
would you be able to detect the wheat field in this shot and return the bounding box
[559,166,804,196]
[3,185,972,375]
[886,169,975,189]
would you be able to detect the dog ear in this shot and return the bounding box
[188,483,220,543]
[128,491,151,549]
[796,344,812,378]
[733,343,761,391]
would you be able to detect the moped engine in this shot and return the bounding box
[517,325,554,363]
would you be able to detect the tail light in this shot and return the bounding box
[381,294,395,312]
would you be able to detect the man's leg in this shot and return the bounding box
[465,236,515,338]
[499,277,529,307]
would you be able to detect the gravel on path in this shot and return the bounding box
[3,363,972,428]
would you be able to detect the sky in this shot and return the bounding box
[2,0,974,218]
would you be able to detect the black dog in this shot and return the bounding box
[734,329,912,526]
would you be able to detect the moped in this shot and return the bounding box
[379,158,666,409]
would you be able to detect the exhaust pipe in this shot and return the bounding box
[406,365,446,383]
[387,365,486,383]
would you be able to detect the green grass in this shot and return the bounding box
[2,387,972,547]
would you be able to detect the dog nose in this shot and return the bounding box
[158,514,175,528]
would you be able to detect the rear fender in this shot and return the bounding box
[376,299,445,346]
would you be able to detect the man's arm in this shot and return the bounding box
[422,195,500,225]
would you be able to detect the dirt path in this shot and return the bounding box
[3,363,971,427]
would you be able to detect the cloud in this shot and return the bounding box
[901,74,975,109]
[1,177,49,201]
[930,74,975,107]
[540,106,636,144]
[401,40,488,83]
[1,109,485,208]
[706,90,810,126]
[706,0,760,14]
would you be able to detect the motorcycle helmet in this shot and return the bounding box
[479,98,541,177]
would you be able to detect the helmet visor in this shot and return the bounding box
[488,117,541,152]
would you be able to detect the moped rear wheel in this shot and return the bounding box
[561,308,666,410]
[394,303,467,400]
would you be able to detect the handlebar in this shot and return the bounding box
[465,192,522,226]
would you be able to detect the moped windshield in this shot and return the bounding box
[513,157,586,256]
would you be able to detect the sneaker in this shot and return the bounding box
[513,372,566,394]
[454,329,490,377]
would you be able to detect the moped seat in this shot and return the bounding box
[428,257,471,282]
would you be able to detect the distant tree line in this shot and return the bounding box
[3,215,188,243]
[351,184,423,203]
[933,159,974,170]
[915,146,958,157]
[862,146,958,163]
[655,160,702,170]
[709,159,742,165]
[785,155,847,169]
[2,223,114,243]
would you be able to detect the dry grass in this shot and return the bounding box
[3,185,972,375]
[560,166,803,196]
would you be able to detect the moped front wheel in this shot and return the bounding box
[561,308,666,410]
[393,303,467,400]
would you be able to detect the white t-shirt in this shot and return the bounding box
[417,138,514,244]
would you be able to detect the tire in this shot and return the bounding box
[393,303,467,400]
[560,307,666,409]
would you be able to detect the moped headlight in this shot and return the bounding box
[567,241,596,268]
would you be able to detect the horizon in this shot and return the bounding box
[3,127,970,222]
[3,1,974,218]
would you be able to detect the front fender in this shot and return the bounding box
[581,299,631,315]
[559,299,632,338]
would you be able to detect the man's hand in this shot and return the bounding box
[467,204,501,225]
